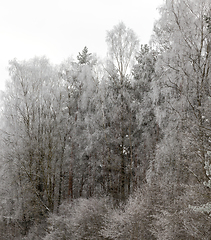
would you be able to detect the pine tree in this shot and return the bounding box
[77,46,92,65]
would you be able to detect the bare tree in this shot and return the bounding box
[106,22,139,83]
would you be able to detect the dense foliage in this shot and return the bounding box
[1,0,211,239]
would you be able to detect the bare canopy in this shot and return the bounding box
[106,22,139,82]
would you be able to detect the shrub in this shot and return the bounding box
[44,197,110,240]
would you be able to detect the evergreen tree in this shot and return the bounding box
[77,46,92,65]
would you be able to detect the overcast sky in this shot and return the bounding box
[0,0,164,90]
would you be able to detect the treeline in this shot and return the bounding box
[1,0,211,239]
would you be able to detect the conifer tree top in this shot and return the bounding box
[77,46,92,65]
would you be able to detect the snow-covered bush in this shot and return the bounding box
[101,188,155,240]
[44,197,110,240]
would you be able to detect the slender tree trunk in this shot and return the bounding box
[120,141,126,201]
[79,175,85,197]
[58,162,63,211]
[128,112,133,195]
[68,161,73,201]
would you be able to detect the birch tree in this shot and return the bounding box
[1,57,69,233]
[150,0,211,187]
[148,0,211,238]
[106,22,139,82]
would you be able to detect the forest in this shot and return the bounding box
[1,0,211,239]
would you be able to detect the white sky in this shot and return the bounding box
[0,0,164,90]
